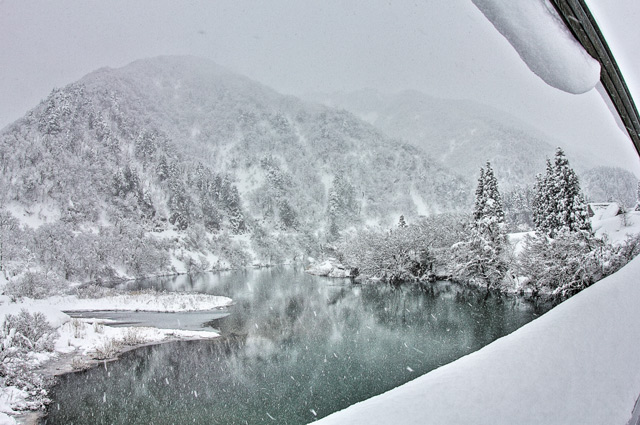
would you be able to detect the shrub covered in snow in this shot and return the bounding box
[615,233,640,264]
[0,310,56,413]
[340,227,432,283]
[1,310,56,354]
[450,232,509,290]
[339,214,466,283]
[3,271,67,301]
[93,338,123,360]
[74,283,117,299]
[516,230,637,299]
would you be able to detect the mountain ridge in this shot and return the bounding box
[0,56,472,277]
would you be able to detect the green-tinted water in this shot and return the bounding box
[44,267,548,424]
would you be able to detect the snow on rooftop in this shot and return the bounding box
[589,202,622,221]
[472,0,601,94]
[315,254,640,425]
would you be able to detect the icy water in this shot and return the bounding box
[44,267,549,424]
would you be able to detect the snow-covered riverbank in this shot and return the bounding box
[314,254,640,425]
[305,258,355,278]
[0,291,232,425]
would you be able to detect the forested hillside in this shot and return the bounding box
[581,166,638,207]
[0,56,470,284]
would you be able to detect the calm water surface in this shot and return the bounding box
[44,267,549,424]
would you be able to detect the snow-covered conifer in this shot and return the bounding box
[452,162,507,288]
[473,167,486,222]
[473,161,505,242]
[533,148,590,236]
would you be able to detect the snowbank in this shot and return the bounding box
[590,202,623,221]
[306,259,353,278]
[507,231,535,256]
[593,210,640,244]
[0,292,231,330]
[472,0,601,94]
[315,255,640,425]
[54,317,220,358]
[0,291,231,421]
[0,412,16,425]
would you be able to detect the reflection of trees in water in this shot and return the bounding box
[48,268,549,424]
[358,281,543,355]
[134,268,543,370]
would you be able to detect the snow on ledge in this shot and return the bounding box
[315,255,640,425]
[472,0,601,94]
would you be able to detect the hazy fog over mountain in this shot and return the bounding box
[1,1,639,174]
[308,89,603,191]
[0,57,470,242]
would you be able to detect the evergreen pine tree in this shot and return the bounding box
[453,162,507,288]
[636,181,640,211]
[533,148,590,236]
[503,186,534,231]
[473,167,485,222]
[279,200,298,229]
[0,211,18,274]
[533,159,556,231]
[482,162,504,224]
[473,162,505,242]
[156,155,169,181]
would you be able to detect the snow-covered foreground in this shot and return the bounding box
[0,291,231,423]
[315,254,640,425]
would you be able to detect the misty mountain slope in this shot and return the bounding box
[582,166,638,206]
[309,89,597,191]
[0,56,471,243]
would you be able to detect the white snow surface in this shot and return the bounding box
[0,412,16,425]
[507,231,535,257]
[1,292,232,322]
[0,291,230,418]
[472,0,601,94]
[593,210,640,244]
[306,259,352,278]
[315,254,640,425]
[589,202,622,221]
[53,317,220,357]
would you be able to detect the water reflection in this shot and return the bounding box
[45,267,548,424]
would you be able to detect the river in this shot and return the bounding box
[43,266,549,424]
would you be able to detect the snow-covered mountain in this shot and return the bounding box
[307,89,598,192]
[581,166,638,207]
[0,56,471,272]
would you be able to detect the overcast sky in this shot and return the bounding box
[1,0,638,172]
